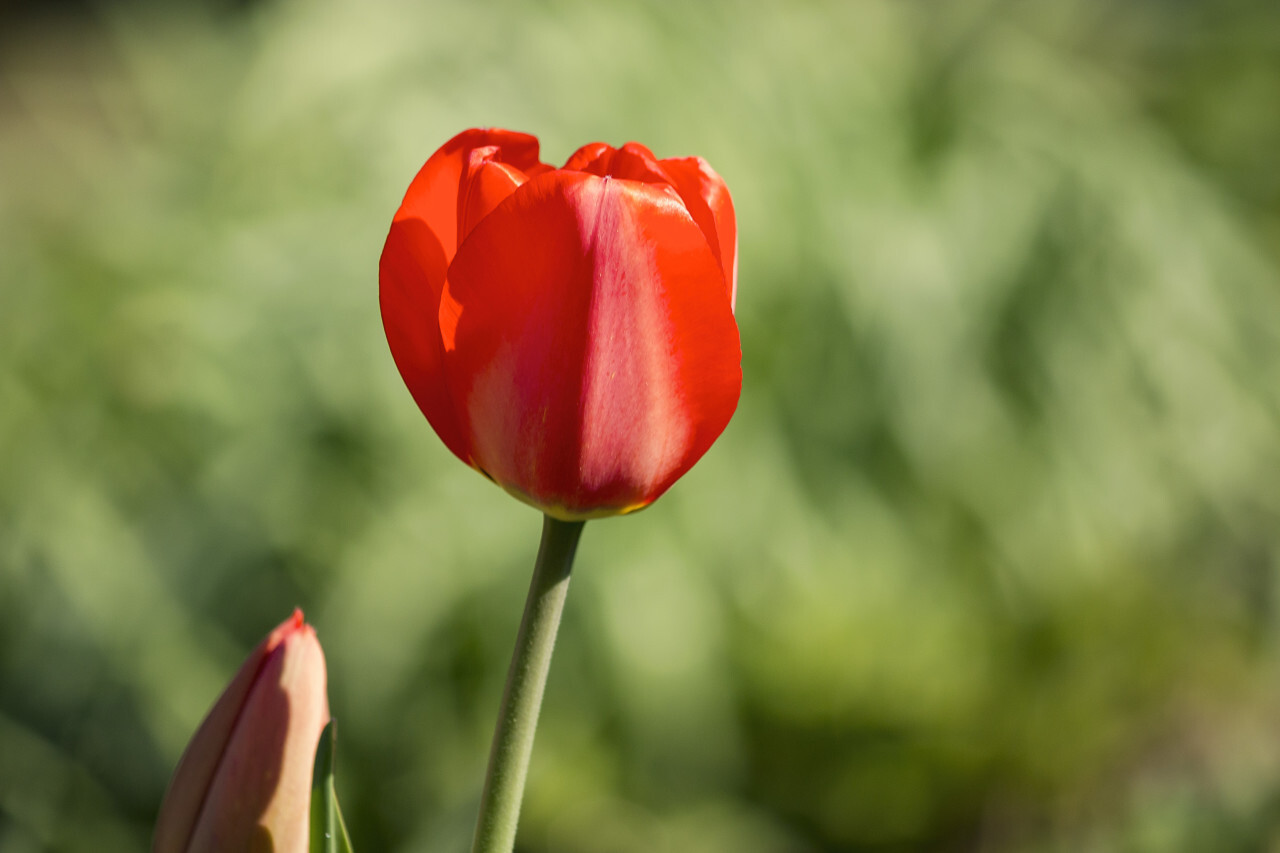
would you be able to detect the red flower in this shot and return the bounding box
[380,128,741,519]
[153,610,329,853]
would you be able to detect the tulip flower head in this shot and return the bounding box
[153,610,330,853]
[381,129,741,520]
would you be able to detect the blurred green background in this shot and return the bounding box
[3,0,1280,850]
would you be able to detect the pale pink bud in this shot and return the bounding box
[153,609,330,853]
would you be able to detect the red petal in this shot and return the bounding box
[457,146,534,247]
[380,217,471,462]
[661,156,738,309]
[397,128,543,261]
[563,141,675,188]
[380,129,545,464]
[562,141,611,172]
[441,171,742,518]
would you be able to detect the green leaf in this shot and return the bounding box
[310,720,355,853]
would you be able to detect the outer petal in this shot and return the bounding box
[380,129,545,463]
[660,156,738,309]
[380,219,471,461]
[441,171,742,519]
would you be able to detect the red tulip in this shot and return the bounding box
[153,610,330,853]
[381,128,741,520]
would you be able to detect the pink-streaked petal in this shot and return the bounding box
[661,156,738,309]
[441,171,741,519]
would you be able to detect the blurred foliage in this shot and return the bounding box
[2,0,1280,850]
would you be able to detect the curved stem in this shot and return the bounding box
[471,515,585,853]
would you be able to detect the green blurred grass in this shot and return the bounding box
[2,0,1280,850]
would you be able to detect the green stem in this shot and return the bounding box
[471,515,585,853]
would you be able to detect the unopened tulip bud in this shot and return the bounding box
[153,609,330,853]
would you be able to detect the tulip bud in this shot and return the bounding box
[153,609,330,853]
